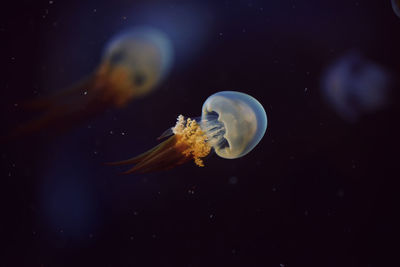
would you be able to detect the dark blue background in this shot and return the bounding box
[1,0,399,266]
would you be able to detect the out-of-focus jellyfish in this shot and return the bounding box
[321,52,392,122]
[11,27,173,138]
[393,0,400,18]
[108,91,267,174]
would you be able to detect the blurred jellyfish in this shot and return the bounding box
[393,0,400,18]
[321,52,392,122]
[108,91,267,174]
[10,27,173,138]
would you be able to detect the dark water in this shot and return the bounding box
[1,0,399,266]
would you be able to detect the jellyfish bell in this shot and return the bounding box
[201,91,268,159]
[103,27,173,85]
[98,27,174,106]
[108,91,268,174]
[321,52,392,122]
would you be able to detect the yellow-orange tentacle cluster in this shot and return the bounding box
[172,115,211,167]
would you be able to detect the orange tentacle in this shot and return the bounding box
[21,76,94,110]
[105,136,178,166]
[123,137,191,174]
[108,135,192,174]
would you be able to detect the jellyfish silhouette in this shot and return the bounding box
[108,91,267,174]
[321,52,392,122]
[393,0,400,18]
[9,27,173,139]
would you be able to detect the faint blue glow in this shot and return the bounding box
[392,0,400,18]
[38,154,99,240]
[321,52,392,122]
[126,3,213,65]
[229,176,238,185]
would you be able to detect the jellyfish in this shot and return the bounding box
[108,91,267,174]
[393,0,400,18]
[321,51,392,122]
[9,27,173,138]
